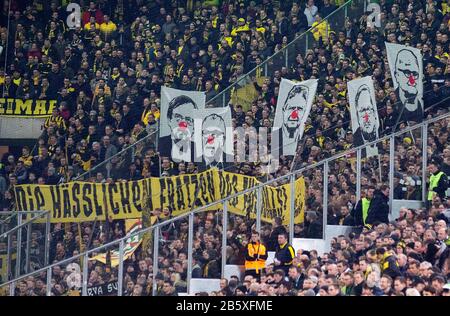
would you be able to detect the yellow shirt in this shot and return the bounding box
[231,24,250,36]
[312,20,330,41]
[152,109,160,120]
[100,21,117,34]
[13,77,21,86]
[84,22,100,31]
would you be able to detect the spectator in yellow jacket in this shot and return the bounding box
[231,18,250,37]
[311,14,330,42]
[100,15,117,39]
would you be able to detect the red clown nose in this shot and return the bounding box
[408,74,416,86]
[290,110,299,120]
[363,112,370,123]
[178,121,187,129]
[207,135,215,144]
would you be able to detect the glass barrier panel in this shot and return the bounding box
[155,218,189,296]
[300,164,324,239]
[393,126,422,201]
[327,156,357,226]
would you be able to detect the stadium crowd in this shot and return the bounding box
[0,0,449,297]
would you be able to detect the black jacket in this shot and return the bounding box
[275,242,295,273]
[351,199,366,227]
[380,253,402,279]
[342,215,355,226]
[430,170,448,200]
[366,190,390,225]
[290,273,305,290]
[305,219,323,239]
[267,226,287,251]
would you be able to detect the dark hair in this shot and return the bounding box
[423,286,436,295]
[394,48,419,74]
[274,216,282,226]
[381,274,393,283]
[274,269,286,278]
[355,84,374,110]
[376,247,386,255]
[283,84,309,110]
[167,95,197,120]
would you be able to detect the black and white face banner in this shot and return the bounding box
[159,86,205,162]
[348,76,380,157]
[272,78,318,156]
[385,43,423,123]
[194,107,233,167]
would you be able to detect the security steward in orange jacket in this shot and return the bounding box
[244,231,268,280]
[274,232,296,275]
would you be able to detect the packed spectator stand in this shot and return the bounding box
[0,0,449,296]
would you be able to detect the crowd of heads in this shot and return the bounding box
[0,0,449,296]
[2,207,450,296]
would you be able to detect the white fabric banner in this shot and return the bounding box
[385,42,424,123]
[272,78,318,156]
[348,76,380,157]
[159,86,206,162]
[194,106,233,167]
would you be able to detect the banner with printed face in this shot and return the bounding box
[348,76,380,157]
[385,43,424,123]
[15,170,305,226]
[272,78,318,156]
[0,98,57,117]
[159,86,206,163]
[194,107,233,168]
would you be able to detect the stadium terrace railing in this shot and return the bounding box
[0,211,50,283]
[73,123,159,181]
[0,0,366,286]
[1,111,449,295]
[72,0,364,182]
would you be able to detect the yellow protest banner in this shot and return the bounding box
[0,98,57,117]
[14,170,305,226]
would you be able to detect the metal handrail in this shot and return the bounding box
[71,1,355,181]
[207,0,354,106]
[0,206,206,288]
[2,110,448,289]
[73,127,159,181]
[0,211,49,238]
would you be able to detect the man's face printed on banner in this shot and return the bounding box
[168,96,197,147]
[282,85,309,138]
[202,114,225,162]
[394,49,420,99]
[356,86,377,135]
